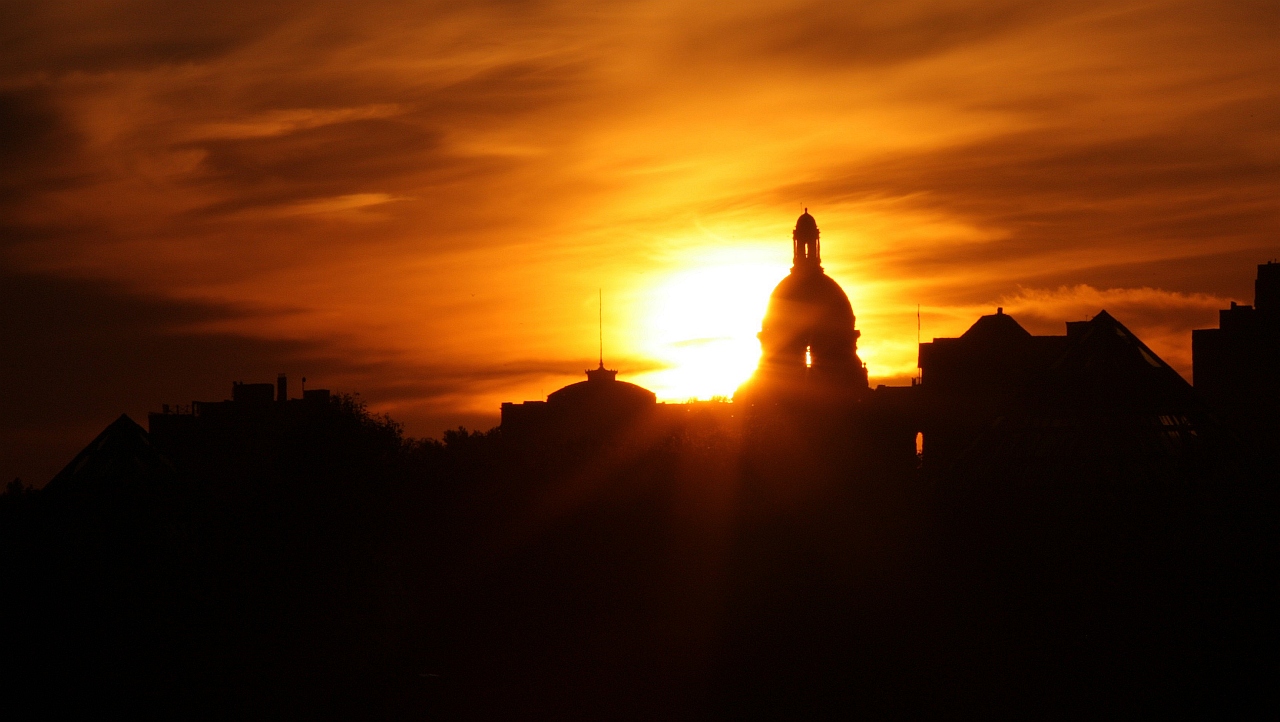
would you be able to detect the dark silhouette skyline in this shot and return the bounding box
[3,214,1277,718]
[3,2,1280,715]
[499,213,1273,485]
[4,2,1276,483]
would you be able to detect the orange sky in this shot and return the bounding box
[2,1,1279,483]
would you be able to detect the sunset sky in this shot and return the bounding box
[3,1,1278,483]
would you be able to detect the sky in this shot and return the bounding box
[2,0,1278,484]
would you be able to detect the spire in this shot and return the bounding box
[792,209,821,271]
[586,288,616,382]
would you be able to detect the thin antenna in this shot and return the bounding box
[917,304,922,378]
[598,288,603,367]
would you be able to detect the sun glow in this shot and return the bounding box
[630,248,786,402]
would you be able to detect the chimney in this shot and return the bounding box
[277,374,288,402]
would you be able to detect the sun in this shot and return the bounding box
[629,247,787,402]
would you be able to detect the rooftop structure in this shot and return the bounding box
[501,362,656,442]
[738,211,869,403]
[1192,261,1280,455]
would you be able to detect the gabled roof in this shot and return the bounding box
[950,311,1243,481]
[1037,310,1195,413]
[960,309,1032,343]
[45,414,175,494]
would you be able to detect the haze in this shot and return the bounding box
[3,0,1278,483]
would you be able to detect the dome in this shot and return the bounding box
[738,211,868,401]
[794,210,818,239]
[765,272,855,336]
[547,364,656,409]
[760,271,859,373]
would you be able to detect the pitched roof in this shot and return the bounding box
[960,309,1032,343]
[951,311,1243,481]
[44,414,175,494]
[1037,310,1195,413]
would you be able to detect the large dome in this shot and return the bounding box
[761,271,858,369]
[738,211,868,401]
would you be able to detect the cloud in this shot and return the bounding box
[680,0,1081,69]
[0,2,306,74]
[1,0,1278,481]
[272,193,408,218]
[185,104,405,141]
[187,117,447,211]
[0,87,87,206]
[773,95,1280,306]
[995,285,1227,334]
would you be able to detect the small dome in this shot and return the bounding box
[547,372,656,408]
[794,210,819,241]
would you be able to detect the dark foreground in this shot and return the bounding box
[1,403,1275,719]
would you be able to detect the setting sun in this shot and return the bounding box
[4,3,1277,714]
[1,0,1275,476]
[630,246,787,401]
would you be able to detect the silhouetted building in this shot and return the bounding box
[493,214,1265,479]
[919,308,1071,393]
[1192,262,1280,454]
[916,308,1071,466]
[502,362,657,442]
[44,415,174,495]
[911,307,1237,476]
[737,211,869,404]
[148,377,335,465]
[950,310,1233,481]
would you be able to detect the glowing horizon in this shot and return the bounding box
[2,1,1277,482]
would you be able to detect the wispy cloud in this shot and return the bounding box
[2,0,1278,480]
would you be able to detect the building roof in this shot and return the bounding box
[765,270,855,326]
[45,414,174,494]
[547,363,656,408]
[793,210,818,241]
[1037,310,1194,412]
[960,308,1032,343]
[950,311,1239,481]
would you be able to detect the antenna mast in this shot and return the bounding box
[598,288,603,367]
